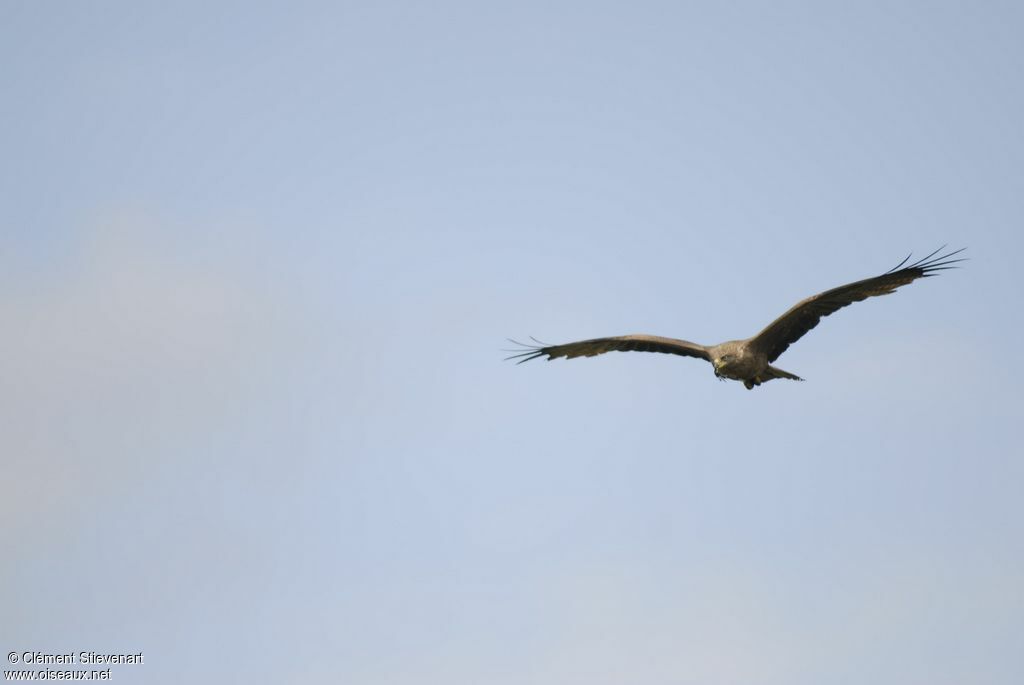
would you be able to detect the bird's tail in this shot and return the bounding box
[765,365,803,382]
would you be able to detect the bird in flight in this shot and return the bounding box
[508,247,964,390]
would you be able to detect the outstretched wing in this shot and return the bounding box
[506,334,710,364]
[750,247,965,363]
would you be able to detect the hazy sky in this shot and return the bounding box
[3,2,1022,683]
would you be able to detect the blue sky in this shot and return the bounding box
[2,2,1022,683]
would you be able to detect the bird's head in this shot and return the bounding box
[713,354,735,376]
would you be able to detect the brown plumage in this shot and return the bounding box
[508,247,965,390]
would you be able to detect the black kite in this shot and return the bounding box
[508,247,965,389]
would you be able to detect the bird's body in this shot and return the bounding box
[707,339,802,389]
[508,248,964,390]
